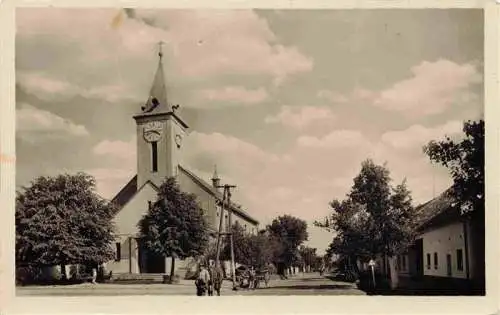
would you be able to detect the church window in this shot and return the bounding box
[433,252,438,269]
[115,242,121,262]
[151,141,158,172]
[426,253,431,269]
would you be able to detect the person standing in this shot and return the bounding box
[212,262,224,296]
[196,263,210,296]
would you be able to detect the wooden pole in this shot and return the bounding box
[225,184,237,290]
[214,188,227,268]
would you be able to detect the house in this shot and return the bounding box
[105,47,259,278]
[394,188,484,293]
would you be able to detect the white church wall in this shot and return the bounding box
[178,170,219,229]
[113,183,159,236]
[422,221,468,279]
[109,183,158,274]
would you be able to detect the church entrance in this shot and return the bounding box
[137,238,166,273]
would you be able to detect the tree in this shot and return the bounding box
[315,159,416,283]
[299,246,318,271]
[221,222,278,268]
[221,222,253,265]
[424,120,484,217]
[16,173,116,276]
[138,177,209,282]
[267,215,308,269]
[424,119,485,289]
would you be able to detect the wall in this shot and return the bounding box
[178,170,219,229]
[178,170,258,234]
[108,183,158,274]
[421,221,468,279]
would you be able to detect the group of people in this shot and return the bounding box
[195,261,224,296]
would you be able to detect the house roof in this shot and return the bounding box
[178,165,260,225]
[110,167,259,226]
[414,188,461,232]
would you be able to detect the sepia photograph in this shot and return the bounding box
[13,7,485,300]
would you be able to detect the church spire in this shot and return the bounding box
[141,41,169,114]
[211,165,221,188]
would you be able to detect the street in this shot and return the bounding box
[16,272,365,296]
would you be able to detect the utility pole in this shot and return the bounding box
[225,184,237,290]
[214,188,227,268]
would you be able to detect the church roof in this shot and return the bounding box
[110,168,259,226]
[178,165,259,225]
[110,176,159,213]
[414,188,461,232]
[140,46,170,115]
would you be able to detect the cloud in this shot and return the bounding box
[381,121,464,150]
[265,105,335,129]
[17,9,313,99]
[319,60,481,117]
[297,130,370,149]
[17,71,140,103]
[92,137,136,162]
[373,60,482,115]
[128,9,314,83]
[87,168,135,199]
[196,86,268,105]
[89,138,137,198]
[16,103,89,140]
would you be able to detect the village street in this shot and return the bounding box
[16,272,365,296]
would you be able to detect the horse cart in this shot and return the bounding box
[234,266,270,289]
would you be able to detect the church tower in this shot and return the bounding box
[134,44,188,189]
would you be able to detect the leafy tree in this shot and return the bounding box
[221,222,253,265]
[315,160,416,277]
[298,245,319,271]
[267,215,308,268]
[16,173,115,275]
[424,119,485,288]
[424,120,484,217]
[221,222,278,268]
[138,177,209,281]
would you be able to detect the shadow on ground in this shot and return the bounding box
[258,284,354,290]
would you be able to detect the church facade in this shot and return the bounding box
[105,48,259,277]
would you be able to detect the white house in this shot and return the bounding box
[395,188,481,290]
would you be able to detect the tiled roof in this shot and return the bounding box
[110,168,259,226]
[178,165,259,225]
[414,188,461,231]
[111,175,138,211]
[110,176,159,213]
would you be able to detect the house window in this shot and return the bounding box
[456,249,464,271]
[151,141,158,172]
[434,252,438,269]
[115,242,121,262]
[426,253,431,269]
[148,201,152,210]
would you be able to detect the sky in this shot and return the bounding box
[15,8,484,254]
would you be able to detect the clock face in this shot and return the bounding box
[143,121,164,142]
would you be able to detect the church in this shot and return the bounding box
[105,47,260,278]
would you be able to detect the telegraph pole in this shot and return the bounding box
[225,184,237,290]
[214,188,227,268]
